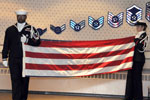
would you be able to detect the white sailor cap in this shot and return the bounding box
[15,9,28,15]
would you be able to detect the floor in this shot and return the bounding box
[0,93,121,100]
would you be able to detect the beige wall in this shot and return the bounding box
[0,0,150,96]
[0,0,149,42]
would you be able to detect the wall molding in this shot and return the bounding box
[0,89,149,99]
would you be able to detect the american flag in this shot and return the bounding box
[22,36,135,77]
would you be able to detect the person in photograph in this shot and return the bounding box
[2,9,41,100]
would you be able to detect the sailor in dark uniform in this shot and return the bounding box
[125,20,148,100]
[2,9,41,100]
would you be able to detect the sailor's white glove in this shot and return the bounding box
[2,60,8,67]
[21,34,28,43]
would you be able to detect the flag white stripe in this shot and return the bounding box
[25,51,133,65]
[24,42,134,54]
[24,62,132,76]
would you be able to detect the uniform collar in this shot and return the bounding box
[14,22,29,27]
[14,22,30,30]
[17,22,26,26]
[135,31,146,38]
[138,31,145,34]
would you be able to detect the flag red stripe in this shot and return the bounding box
[25,57,133,70]
[35,36,135,48]
[25,47,134,59]
[79,67,132,77]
